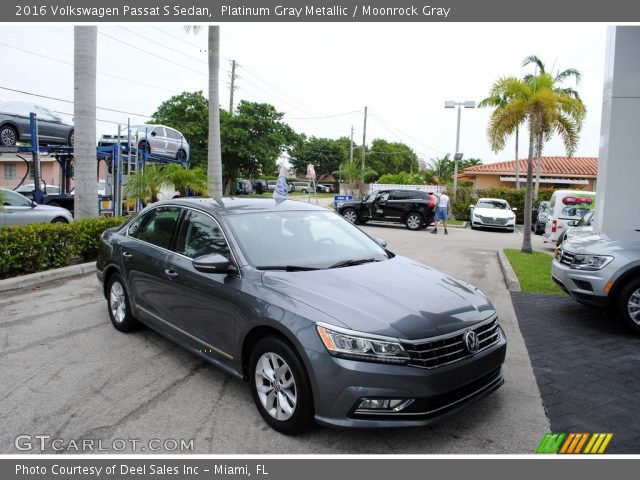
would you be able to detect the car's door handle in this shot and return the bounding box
[164,269,179,278]
[122,251,133,258]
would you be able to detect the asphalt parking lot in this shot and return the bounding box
[0,223,550,454]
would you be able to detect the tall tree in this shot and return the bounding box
[428,153,454,183]
[522,55,583,199]
[289,137,348,178]
[73,26,97,218]
[483,70,586,253]
[366,139,418,178]
[185,26,222,196]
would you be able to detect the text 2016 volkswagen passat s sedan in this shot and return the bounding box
[96,198,506,433]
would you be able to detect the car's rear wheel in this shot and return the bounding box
[138,141,151,157]
[107,273,139,333]
[51,217,68,224]
[68,130,74,146]
[405,212,423,230]
[616,278,640,334]
[249,336,314,434]
[1,125,18,146]
[341,208,358,224]
[176,149,186,162]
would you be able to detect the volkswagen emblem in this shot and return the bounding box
[464,330,479,353]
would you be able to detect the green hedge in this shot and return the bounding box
[0,217,126,279]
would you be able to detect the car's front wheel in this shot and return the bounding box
[616,277,640,334]
[0,125,18,146]
[405,212,423,230]
[249,336,314,434]
[341,208,358,224]
[107,273,139,333]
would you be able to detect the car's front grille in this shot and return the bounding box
[402,317,501,369]
[477,215,508,225]
[559,250,575,266]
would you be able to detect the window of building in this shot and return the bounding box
[4,163,16,180]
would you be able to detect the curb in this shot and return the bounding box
[0,262,96,293]
[497,250,521,292]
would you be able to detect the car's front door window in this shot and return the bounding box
[128,206,181,250]
[175,210,230,259]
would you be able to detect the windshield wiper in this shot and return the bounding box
[328,258,379,269]
[257,265,321,272]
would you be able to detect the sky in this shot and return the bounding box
[0,23,608,165]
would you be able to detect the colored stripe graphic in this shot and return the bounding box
[537,433,613,454]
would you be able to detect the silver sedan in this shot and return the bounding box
[0,188,73,226]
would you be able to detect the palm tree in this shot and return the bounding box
[73,26,98,218]
[428,154,454,182]
[126,164,166,204]
[522,55,583,199]
[185,26,223,197]
[334,161,376,197]
[484,72,586,253]
[162,163,208,196]
[479,94,522,189]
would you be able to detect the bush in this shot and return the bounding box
[451,187,477,221]
[0,217,126,279]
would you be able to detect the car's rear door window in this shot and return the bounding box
[128,206,181,250]
[175,210,230,259]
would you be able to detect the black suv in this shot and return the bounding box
[336,189,437,230]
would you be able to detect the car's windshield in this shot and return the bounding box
[477,200,509,209]
[225,210,389,269]
[577,211,595,226]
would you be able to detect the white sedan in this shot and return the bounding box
[470,198,517,232]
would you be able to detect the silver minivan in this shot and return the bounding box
[99,124,189,162]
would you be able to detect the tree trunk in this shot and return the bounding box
[208,26,223,197]
[521,124,535,254]
[73,26,97,218]
[514,126,520,190]
[533,144,543,200]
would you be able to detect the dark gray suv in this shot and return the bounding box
[96,198,506,433]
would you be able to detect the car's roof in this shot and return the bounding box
[156,197,326,215]
[477,197,508,203]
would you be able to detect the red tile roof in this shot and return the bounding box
[462,157,598,177]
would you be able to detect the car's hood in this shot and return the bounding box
[34,204,72,215]
[260,256,495,340]
[566,226,594,240]
[338,199,363,208]
[473,208,514,219]
[563,230,640,254]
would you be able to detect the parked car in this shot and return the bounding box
[552,230,640,333]
[0,188,73,226]
[250,179,268,194]
[291,181,311,193]
[0,100,74,147]
[556,211,595,247]
[15,183,61,197]
[266,180,277,192]
[532,201,550,235]
[235,179,253,195]
[470,198,517,232]
[316,184,334,193]
[96,197,506,433]
[98,124,189,162]
[336,189,437,230]
[544,190,596,244]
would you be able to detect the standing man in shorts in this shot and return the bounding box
[432,189,450,234]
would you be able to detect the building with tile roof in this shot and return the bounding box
[458,156,598,191]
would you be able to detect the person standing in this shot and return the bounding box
[432,189,450,234]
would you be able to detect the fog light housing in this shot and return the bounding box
[357,398,414,412]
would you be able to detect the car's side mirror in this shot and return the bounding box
[469,205,475,209]
[567,220,577,226]
[192,253,237,274]
[150,131,157,137]
[374,237,387,248]
[30,201,37,208]
[3,201,11,206]
[512,207,518,211]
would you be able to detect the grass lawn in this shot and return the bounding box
[503,248,566,296]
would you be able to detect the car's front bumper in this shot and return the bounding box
[471,217,515,230]
[551,259,610,307]
[307,328,507,428]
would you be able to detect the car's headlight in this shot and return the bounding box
[336,202,344,208]
[570,254,614,271]
[316,324,409,364]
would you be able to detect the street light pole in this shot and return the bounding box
[445,100,475,200]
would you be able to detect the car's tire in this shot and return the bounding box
[616,277,640,334]
[0,125,18,146]
[51,217,68,224]
[138,141,151,157]
[405,212,423,231]
[341,208,358,224]
[175,149,186,162]
[106,273,139,333]
[68,130,74,146]
[249,336,314,434]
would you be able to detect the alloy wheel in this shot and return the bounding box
[1,127,17,146]
[254,352,297,421]
[628,288,640,326]
[109,281,127,324]
[343,209,357,224]
[406,214,421,230]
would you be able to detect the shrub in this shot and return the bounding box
[451,187,477,221]
[0,217,126,279]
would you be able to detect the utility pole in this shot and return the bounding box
[229,59,237,114]
[361,106,367,172]
[349,126,354,163]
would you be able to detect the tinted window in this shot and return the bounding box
[175,210,230,259]
[2,190,31,207]
[165,128,181,140]
[151,126,166,137]
[128,206,181,250]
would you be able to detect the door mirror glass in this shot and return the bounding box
[567,220,577,226]
[374,237,387,248]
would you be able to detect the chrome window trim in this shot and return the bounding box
[137,305,233,360]
[124,204,242,278]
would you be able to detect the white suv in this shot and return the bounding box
[552,231,640,333]
[99,124,189,162]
